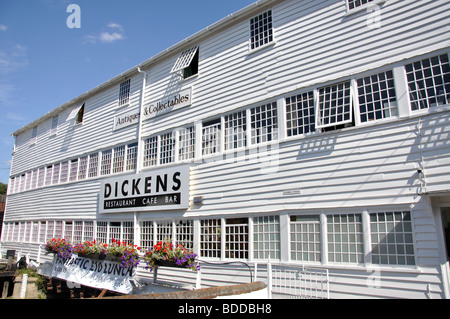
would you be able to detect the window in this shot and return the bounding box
[60,161,69,183]
[74,221,83,243]
[51,115,58,135]
[224,111,247,150]
[37,167,45,187]
[202,119,221,156]
[126,143,138,171]
[225,218,249,259]
[64,222,73,242]
[100,149,112,175]
[176,220,194,250]
[30,126,38,144]
[76,104,85,124]
[143,137,158,167]
[178,126,195,161]
[370,212,415,265]
[285,91,316,137]
[405,54,450,111]
[112,145,125,174]
[78,156,88,180]
[96,222,108,243]
[253,215,280,260]
[156,221,173,243]
[67,103,85,123]
[109,222,121,243]
[119,79,131,106]
[200,219,221,258]
[171,46,199,79]
[69,159,78,181]
[250,10,274,50]
[84,221,94,242]
[250,102,278,144]
[290,215,321,262]
[316,81,353,129]
[88,153,99,178]
[140,221,154,251]
[357,70,398,122]
[160,132,175,165]
[327,214,364,264]
[52,163,60,185]
[347,0,375,10]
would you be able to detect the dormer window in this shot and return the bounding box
[171,46,199,79]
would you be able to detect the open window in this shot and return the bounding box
[67,103,85,124]
[171,46,199,79]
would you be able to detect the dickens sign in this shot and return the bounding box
[142,87,191,121]
[99,165,190,213]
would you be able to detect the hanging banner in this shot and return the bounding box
[99,165,190,213]
[51,255,135,294]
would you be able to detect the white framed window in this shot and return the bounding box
[39,221,47,243]
[37,167,45,187]
[84,221,94,242]
[96,222,108,243]
[64,221,73,242]
[118,79,131,106]
[123,221,134,245]
[69,159,78,181]
[31,169,38,189]
[140,221,154,250]
[78,156,88,180]
[51,115,58,135]
[160,132,175,165]
[202,119,221,156]
[171,46,199,79]
[60,161,69,183]
[126,143,138,171]
[109,222,121,243]
[54,221,63,239]
[32,222,39,243]
[290,215,321,262]
[347,0,376,10]
[316,81,353,129]
[52,163,60,185]
[178,126,196,161]
[250,102,278,144]
[370,211,415,265]
[100,149,112,176]
[74,221,83,243]
[250,10,274,50]
[67,103,85,123]
[405,54,450,111]
[30,126,38,145]
[200,219,222,258]
[112,145,125,174]
[327,214,364,264]
[156,220,173,243]
[45,166,52,186]
[143,136,158,167]
[225,218,249,259]
[253,215,280,260]
[176,220,194,250]
[357,70,398,122]
[25,171,32,190]
[88,153,99,178]
[224,111,247,150]
[286,91,316,137]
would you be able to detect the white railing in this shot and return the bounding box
[265,262,330,299]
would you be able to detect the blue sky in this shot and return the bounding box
[0,0,257,184]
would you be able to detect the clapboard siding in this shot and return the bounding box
[3,0,450,299]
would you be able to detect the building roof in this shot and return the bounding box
[11,0,278,137]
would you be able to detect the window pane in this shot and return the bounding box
[285,91,315,137]
[251,102,278,144]
[327,214,363,264]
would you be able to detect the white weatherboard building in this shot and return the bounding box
[1,0,450,299]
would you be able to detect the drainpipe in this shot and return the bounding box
[136,67,147,174]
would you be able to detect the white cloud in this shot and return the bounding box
[99,32,124,43]
[0,25,8,32]
[0,44,28,74]
[85,23,125,44]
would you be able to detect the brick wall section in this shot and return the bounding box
[103,281,267,299]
